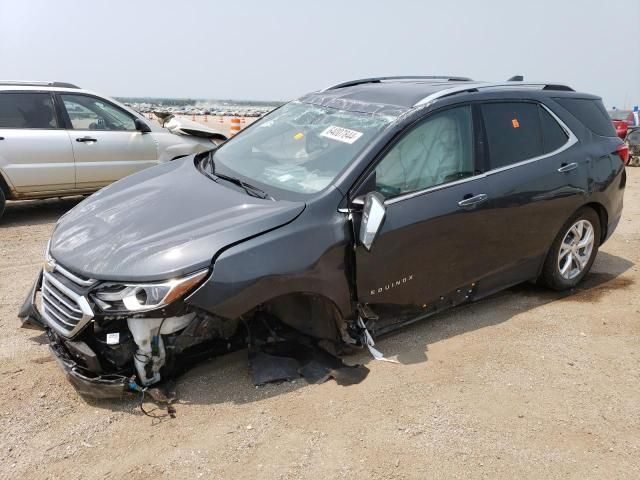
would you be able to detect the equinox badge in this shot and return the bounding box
[370,275,414,296]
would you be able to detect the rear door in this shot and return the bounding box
[353,104,493,332]
[58,93,158,190]
[0,91,75,194]
[479,100,586,293]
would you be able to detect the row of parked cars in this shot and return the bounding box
[11,76,627,399]
[132,104,270,118]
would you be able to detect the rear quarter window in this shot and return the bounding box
[539,106,569,152]
[554,97,616,137]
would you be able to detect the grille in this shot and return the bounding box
[41,264,95,337]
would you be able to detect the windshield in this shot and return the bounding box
[211,102,393,195]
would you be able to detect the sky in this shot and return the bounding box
[1,0,639,108]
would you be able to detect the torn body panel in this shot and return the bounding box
[162,114,225,140]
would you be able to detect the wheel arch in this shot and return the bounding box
[583,201,608,244]
[0,170,13,200]
[246,292,347,343]
[537,201,608,280]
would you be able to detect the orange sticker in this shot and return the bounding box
[512,118,520,128]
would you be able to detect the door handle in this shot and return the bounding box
[0,137,4,140]
[76,137,98,143]
[557,162,578,173]
[458,193,488,208]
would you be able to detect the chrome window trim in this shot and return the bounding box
[383,103,577,206]
[413,81,573,108]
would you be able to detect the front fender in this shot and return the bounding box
[186,202,353,322]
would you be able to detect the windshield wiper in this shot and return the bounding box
[203,152,273,200]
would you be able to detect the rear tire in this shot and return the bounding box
[541,207,600,291]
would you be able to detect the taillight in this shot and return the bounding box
[615,143,630,164]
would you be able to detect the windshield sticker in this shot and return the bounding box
[320,125,363,144]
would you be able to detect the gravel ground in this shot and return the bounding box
[0,169,639,480]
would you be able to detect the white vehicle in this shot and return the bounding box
[0,81,227,219]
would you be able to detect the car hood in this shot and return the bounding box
[49,157,305,282]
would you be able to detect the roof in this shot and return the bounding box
[300,80,469,115]
[300,78,575,116]
[0,81,79,88]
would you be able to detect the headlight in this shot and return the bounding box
[92,270,208,313]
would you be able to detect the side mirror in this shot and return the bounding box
[134,118,152,133]
[358,192,386,251]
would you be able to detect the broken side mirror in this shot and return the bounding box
[358,192,386,251]
[134,118,152,133]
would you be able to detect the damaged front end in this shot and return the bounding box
[19,261,242,399]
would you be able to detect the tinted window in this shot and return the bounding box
[554,98,616,137]
[0,92,58,129]
[539,106,568,153]
[61,94,136,131]
[481,102,543,169]
[375,105,473,198]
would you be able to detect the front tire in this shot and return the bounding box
[541,207,600,291]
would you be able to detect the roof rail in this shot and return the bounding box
[413,81,574,106]
[323,76,473,91]
[0,81,80,89]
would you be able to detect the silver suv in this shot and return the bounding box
[0,81,226,219]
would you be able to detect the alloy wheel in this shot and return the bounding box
[557,219,595,280]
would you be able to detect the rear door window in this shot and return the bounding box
[481,102,543,169]
[0,92,58,129]
[539,106,568,153]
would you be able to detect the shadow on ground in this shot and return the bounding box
[73,250,634,413]
[1,197,84,228]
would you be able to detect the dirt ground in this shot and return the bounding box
[0,169,639,480]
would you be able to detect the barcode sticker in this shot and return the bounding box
[320,125,363,144]
[106,332,120,345]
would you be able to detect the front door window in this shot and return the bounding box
[375,105,474,198]
[61,94,136,131]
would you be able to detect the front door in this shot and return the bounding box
[0,91,75,194]
[353,105,492,333]
[59,93,158,190]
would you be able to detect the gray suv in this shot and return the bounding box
[19,76,626,398]
[0,81,226,219]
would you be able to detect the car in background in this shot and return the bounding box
[0,81,227,220]
[19,76,626,398]
[608,109,631,139]
[627,128,640,167]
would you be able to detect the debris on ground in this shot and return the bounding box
[247,317,369,386]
